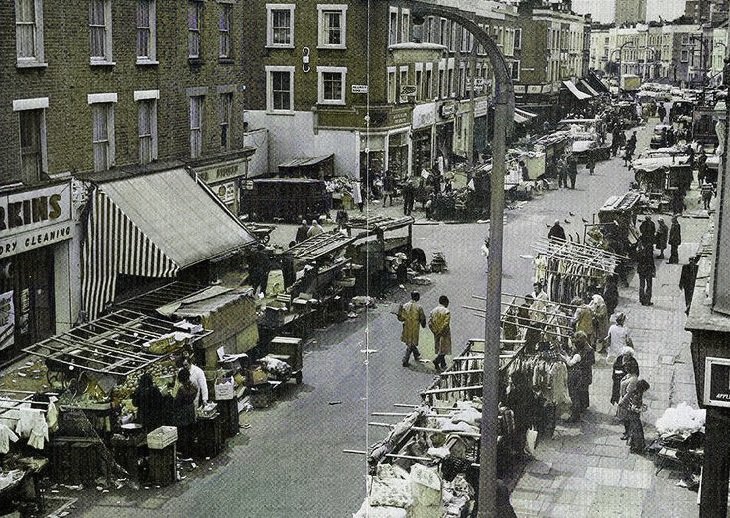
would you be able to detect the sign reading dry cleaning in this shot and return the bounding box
[0,183,73,258]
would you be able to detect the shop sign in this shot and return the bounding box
[412,103,435,129]
[474,99,489,118]
[527,85,542,94]
[0,183,71,241]
[704,357,730,407]
[0,291,14,351]
[196,160,246,184]
[216,182,237,204]
[0,221,73,258]
[351,84,369,94]
[440,102,456,118]
[389,109,411,127]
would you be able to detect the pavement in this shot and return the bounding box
[509,126,710,517]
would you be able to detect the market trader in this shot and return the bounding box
[182,352,208,407]
[397,291,427,367]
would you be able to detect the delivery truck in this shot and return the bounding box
[620,74,641,92]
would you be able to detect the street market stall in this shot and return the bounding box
[556,118,611,163]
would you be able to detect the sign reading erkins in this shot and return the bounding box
[0,183,73,258]
[704,357,730,407]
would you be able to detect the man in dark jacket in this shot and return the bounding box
[295,219,309,243]
[636,240,656,306]
[679,255,699,314]
[654,217,668,258]
[548,220,566,241]
[668,216,682,264]
[638,215,656,247]
[567,155,578,189]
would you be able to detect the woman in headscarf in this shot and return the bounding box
[589,294,609,353]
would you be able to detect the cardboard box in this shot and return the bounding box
[247,366,268,386]
[147,426,178,449]
[214,378,235,400]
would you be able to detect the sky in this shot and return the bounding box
[571,0,687,24]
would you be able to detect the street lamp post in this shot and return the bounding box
[690,31,710,105]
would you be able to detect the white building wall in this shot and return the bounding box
[246,111,360,178]
[243,128,269,178]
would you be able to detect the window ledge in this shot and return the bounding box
[136,59,159,66]
[266,44,295,50]
[218,58,235,65]
[317,101,347,106]
[317,45,347,50]
[266,110,295,116]
[90,60,116,67]
[16,61,48,69]
[188,58,204,66]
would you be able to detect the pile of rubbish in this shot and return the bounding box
[655,402,706,439]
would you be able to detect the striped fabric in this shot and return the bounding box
[82,187,178,321]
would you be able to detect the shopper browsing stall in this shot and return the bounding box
[132,372,166,433]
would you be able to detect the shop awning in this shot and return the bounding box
[278,155,333,169]
[579,80,600,97]
[514,112,531,124]
[562,80,592,100]
[82,168,256,320]
[514,107,538,125]
[586,71,611,94]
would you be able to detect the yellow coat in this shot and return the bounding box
[429,305,452,355]
[398,301,426,346]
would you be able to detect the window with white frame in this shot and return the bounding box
[13,98,49,184]
[399,66,409,103]
[267,4,295,47]
[266,66,295,112]
[219,92,233,149]
[681,34,689,45]
[458,65,465,97]
[447,67,454,97]
[510,60,520,81]
[514,28,521,50]
[136,0,156,63]
[389,8,398,46]
[89,0,113,63]
[415,66,422,101]
[425,17,434,43]
[188,1,202,59]
[438,67,445,98]
[681,49,689,62]
[425,64,433,99]
[219,3,232,58]
[450,23,457,51]
[136,96,157,164]
[88,96,116,172]
[439,19,448,46]
[15,0,45,66]
[400,9,410,43]
[317,66,346,105]
[387,67,396,103]
[318,5,347,48]
[189,95,204,158]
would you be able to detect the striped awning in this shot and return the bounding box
[562,80,592,100]
[82,168,255,320]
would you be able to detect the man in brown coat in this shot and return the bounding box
[398,291,426,367]
[429,295,452,371]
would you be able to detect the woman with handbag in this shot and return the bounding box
[619,379,650,454]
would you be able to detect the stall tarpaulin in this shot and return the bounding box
[562,80,592,101]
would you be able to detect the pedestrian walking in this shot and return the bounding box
[561,331,593,422]
[382,170,394,207]
[402,176,415,216]
[679,255,699,315]
[295,219,309,243]
[585,152,596,175]
[603,274,619,317]
[611,347,639,405]
[567,155,578,189]
[636,241,655,306]
[657,103,666,123]
[352,180,364,212]
[589,294,609,353]
[557,157,568,188]
[701,179,715,211]
[668,216,681,264]
[397,291,427,367]
[571,296,595,346]
[619,378,650,454]
[603,312,632,365]
[697,152,707,185]
[428,295,452,372]
[638,215,656,247]
[655,217,668,259]
[547,220,566,242]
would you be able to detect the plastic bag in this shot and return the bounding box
[525,426,538,456]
